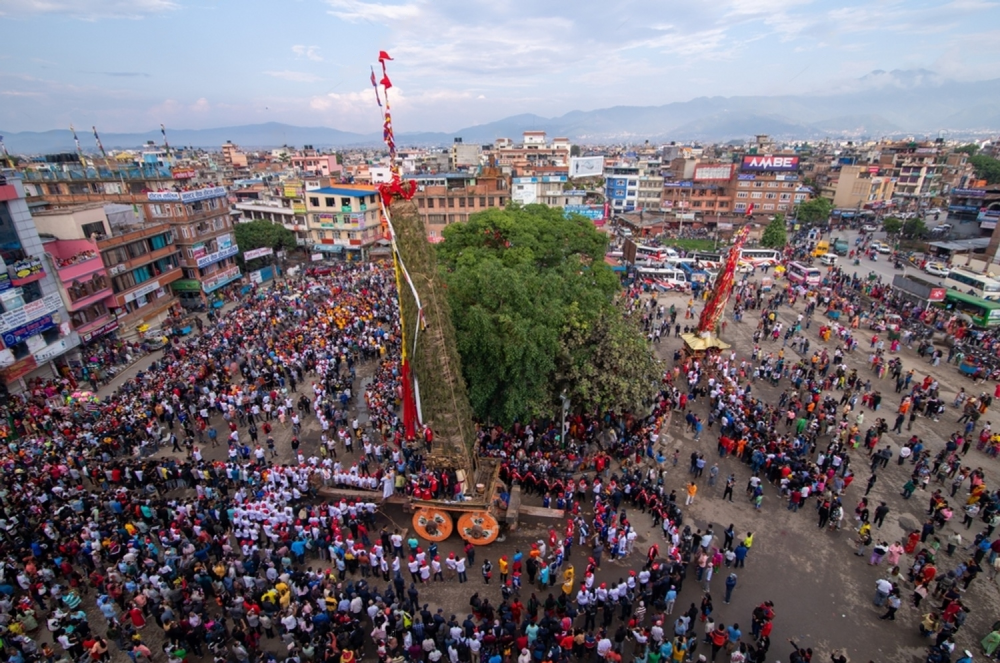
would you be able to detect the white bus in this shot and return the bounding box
[739,248,781,268]
[945,268,1000,301]
[786,261,822,287]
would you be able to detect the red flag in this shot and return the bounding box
[745,203,755,216]
[381,74,392,90]
[378,51,393,62]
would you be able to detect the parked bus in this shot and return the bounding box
[786,261,822,287]
[943,290,1000,328]
[738,248,781,268]
[635,245,669,262]
[944,267,1000,301]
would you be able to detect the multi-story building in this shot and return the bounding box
[0,172,81,389]
[33,203,182,336]
[493,132,571,176]
[831,165,897,210]
[304,186,382,261]
[290,147,342,177]
[411,171,509,241]
[449,138,482,171]
[875,141,945,210]
[143,186,240,306]
[222,141,248,168]
[510,175,586,208]
[731,154,811,216]
[661,164,736,217]
[605,164,640,213]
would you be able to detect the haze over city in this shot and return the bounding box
[2,0,1000,135]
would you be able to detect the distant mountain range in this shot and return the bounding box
[4,70,1000,153]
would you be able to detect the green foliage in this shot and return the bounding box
[437,205,658,425]
[570,145,581,157]
[881,217,903,235]
[760,214,787,249]
[234,220,297,269]
[902,218,928,239]
[956,144,980,156]
[795,197,834,225]
[969,154,1000,184]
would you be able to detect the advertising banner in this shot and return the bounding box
[569,156,605,178]
[196,244,239,269]
[171,168,196,180]
[740,155,800,172]
[3,314,56,348]
[694,165,733,181]
[243,247,274,261]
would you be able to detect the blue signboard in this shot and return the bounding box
[3,314,55,348]
[563,205,604,221]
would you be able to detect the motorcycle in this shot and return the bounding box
[894,261,904,270]
[853,258,861,266]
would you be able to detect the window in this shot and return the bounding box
[427,198,434,208]
[739,181,751,187]
[309,197,320,207]
[763,204,774,210]
[317,231,326,239]
[341,198,352,207]
[448,198,455,208]
[417,198,425,208]
[780,194,791,201]
[459,198,466,208]
[488,197,495,206]
[737,192,749,199]
[479,197,486,207]
[754,182,763,188]
[325,198,336,207]
[719,202,729,208]
[692,201,702,208]
[768,182,779,188]
[765,193,777,200]
[81,221,106,238]
[751,192,763,199]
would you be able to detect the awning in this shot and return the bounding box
[171,279,203,292]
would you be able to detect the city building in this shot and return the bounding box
[510,175,586,208]
[875,141,945,211]
[290,147,343,177]
[731,154,811,216]
[449,138,482,171]
[493,132,571,176]
[831,164,897,210]
[0,172,81,389]
[304,186,382,261]
[411,171,509,241]
[33,203,182,336]
[222,141,248,168]
[605,164,640,213]
[143,185,240,306]
[661,163,735,217]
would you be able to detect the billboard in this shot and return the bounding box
[569,156,605,178]
[741,155,800,172]
[694,164,733,181]
[171,168,196,180]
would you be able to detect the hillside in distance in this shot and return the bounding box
[3,70,998,153]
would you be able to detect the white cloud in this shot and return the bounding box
[325,0,420,22]
[1,0,176,19]
[292,45,324,62]
[264,70,325,83]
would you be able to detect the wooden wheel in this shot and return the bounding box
[457,511,499,545]
[412,508,454,542]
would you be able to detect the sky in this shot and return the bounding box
[1,0,999,135]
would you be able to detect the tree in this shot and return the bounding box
[760,214,787,249]
[234,220,297,269]
[969,154,1000,184]
[437,205,659,425]
[881,217,903,235]
[956,144,980,156]
[902,218,928,239]
[795,197,833,225]
[570,145,581,157]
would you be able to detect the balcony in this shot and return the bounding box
[54,253,104,282]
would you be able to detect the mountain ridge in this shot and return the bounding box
[3,71,998,153]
